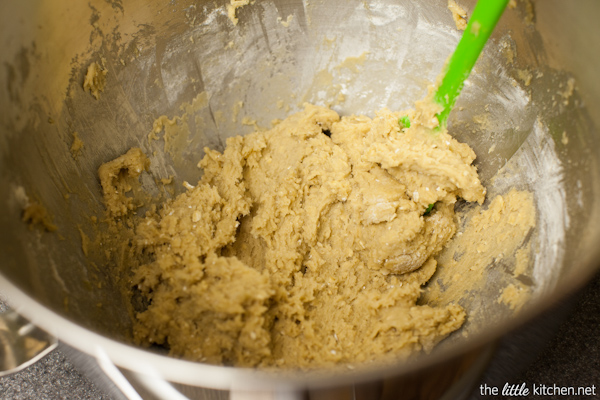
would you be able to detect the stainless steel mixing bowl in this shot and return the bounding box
[1,0,600,398]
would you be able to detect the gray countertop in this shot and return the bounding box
[1,272,599,400]
[514,275,600,398]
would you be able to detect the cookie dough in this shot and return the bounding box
[22,200,58,232]
[421,188,536,326]
[448,0,468,30]
[498,283,529,311]
[99,99,489,368]
[83,61,107,100]
[98,147,150,218]
[70,131,84,160]
[227,0,250,25]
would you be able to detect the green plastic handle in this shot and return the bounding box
[434,0,510,129]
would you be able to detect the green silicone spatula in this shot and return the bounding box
[433,0,510,129]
